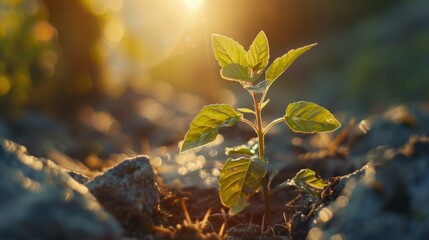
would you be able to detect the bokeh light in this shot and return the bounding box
[184,0,204,10]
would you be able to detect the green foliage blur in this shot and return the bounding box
[0,0,55,117]
[0,0,103,119]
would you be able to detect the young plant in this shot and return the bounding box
[179,31,341,225]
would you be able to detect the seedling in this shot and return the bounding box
[180,31,341,225]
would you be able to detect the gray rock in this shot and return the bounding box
[86,156,160,236]
[309,136,429,240]
[350,105,421,157]
[0,138,123,240]
[68,171,91,184]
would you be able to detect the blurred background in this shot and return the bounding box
[0,0,428,184]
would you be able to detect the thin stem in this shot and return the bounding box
[239,118,258,133]
[261,176,271,226]
[263,118,284,135]
[252,92,272,226]
[252,93,265,157]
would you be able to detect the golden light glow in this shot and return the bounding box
[81,0,213,95]
[33,21,55,42]
[318,207,333,223]
[0,75,11,96]
[104,20,124,43]
[184,0,204,10]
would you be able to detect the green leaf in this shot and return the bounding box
[220,64,254,82]
[287,169,327,198]
[265,43,317,83]
[212,34,248,68]
[180,104,242,152]
[225,139,258,156]
[260,99,270,109]
[248,31,269,71]
[245,80,269,93]
[289,169,327,190]
[237,108,255,115]
[219,156,266,215]
[284,101,341,133]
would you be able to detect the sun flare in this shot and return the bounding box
[184,0,203,10]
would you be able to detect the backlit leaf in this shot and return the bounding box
[260,99,270,109]
[180,104,242,152]
[219,156,266,215]
[248,31,269,71]
[266,43,317,83]
[290,169,327,190]
[212,34,247,68]
[287,169,327,198]
[220,63,254,82]
[284,101,341,133]
[237,108,255,115]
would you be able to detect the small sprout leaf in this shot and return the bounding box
[290,169,327,190]
[266,43,317,83]
[245,80,270,93]
[248,31,270,71]
[287,169,327,198]
[220,63,255,82]
[219,156,266,215]
[225,139,259,156]
[284,101,341,133]
[260,99,270,109]
[212,34,248,68]
[237,108,255,115]
[180,104,242,152]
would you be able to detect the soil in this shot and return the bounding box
[152,161,355,240]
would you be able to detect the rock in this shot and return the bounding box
[309,136,429,239]
[351,105,429,156]
[86,156,160,236]
[68,171,91,184]
[0,138,123,239]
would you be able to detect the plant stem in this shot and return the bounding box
[261,173,272,226]
[252,92,272,226]
[252,93,265,157]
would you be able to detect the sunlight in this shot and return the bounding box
[183,0,204,10]
[104,20,124,43]
[80,0,213,95]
